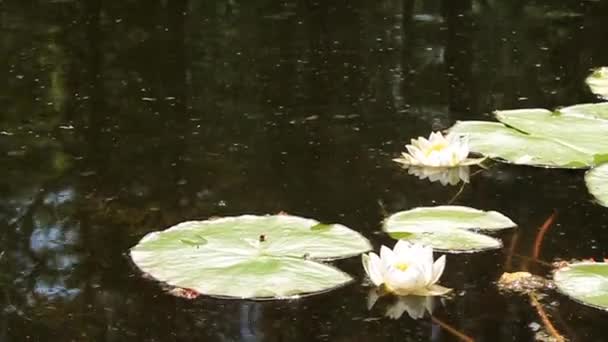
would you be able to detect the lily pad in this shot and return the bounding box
[389,229,502,253]
[449,121,592,168]
[586,67,608,100]
[559,102,608,121]
[130,215,372,299]
[447,68,608,168]
[586,163,608,207]
[495,108,608,156]
[384,206,516,233]
[384,206,515,253]
[554,262,608,310]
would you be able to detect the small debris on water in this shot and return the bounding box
[497,272,554,294]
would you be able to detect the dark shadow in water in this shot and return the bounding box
[2,0,608,341]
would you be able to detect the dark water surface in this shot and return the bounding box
[3,0,608,341]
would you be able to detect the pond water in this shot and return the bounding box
[2,0,608,341]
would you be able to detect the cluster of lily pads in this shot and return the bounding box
[130,68,608,320]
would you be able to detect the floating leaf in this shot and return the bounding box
[586,163,608,207]
[450,105,608,168]
[131,215,371,299]
[384,206,515,253]
[586,67,608,100]
[449,121,591,168]
[554,262,608,310]
[310,223,332,232]
[388,229,502,253]
[496,108,608,156]
[384,206,516,233]
[559,102,608,121]
[179,234,208,247]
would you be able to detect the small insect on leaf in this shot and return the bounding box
[310,223,332,232]
[259,234,266,242]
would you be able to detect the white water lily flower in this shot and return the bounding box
[586,67,608,100]
[362,241,451,296]
[394,131,480,167]
[407,166,470,186]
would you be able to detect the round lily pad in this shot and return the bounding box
[449,105,608,168]
[384,206,515,253]
[449,121,592,168]
[554,262,608,311]
[496,108,608,157]
[586,163,608,207]
[559,103,608,121]
[130,215,372,299]
[384,206,516,233]
[388,229,502,253]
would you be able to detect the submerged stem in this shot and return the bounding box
[431,316,475,342]
[447,181,467,205]
[529,292,566,342]
[532,211,557,260]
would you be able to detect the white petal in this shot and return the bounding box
[401,244,433,285]
[393,157,410,166]
[414,284,452,296]
[362,254,372,277]
[429,131,443,143]
[411,148,428,166]
[426,153,441,167]
[416,137,431,150]
[407,243,427,260]
[385,266,424,296]
[380,245,397,270]
[430,255,446,285]
[405,144,418,156]
[393,240,412,256]
[458,145,469,160]
[368,253,385,286]
[421,246,436,284]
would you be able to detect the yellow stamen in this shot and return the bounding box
[425,143,447,156]
[395,262,409,271]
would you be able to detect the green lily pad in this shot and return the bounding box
[447,68,608,168]
[130,215,372,299]
[496,109,608,156]
[559,102,608,121]
[384,206,516,253]
[586,163,608,207]
[586,67,608,100]
[449,121,592,168]
[389,229,502,253]
[554,262,608,311]
[384,206,516,233]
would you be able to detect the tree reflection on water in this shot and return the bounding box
[2,0,608,340]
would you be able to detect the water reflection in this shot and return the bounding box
[406,166,470,186]
[368,289,436,320]
[2,0,608,340]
